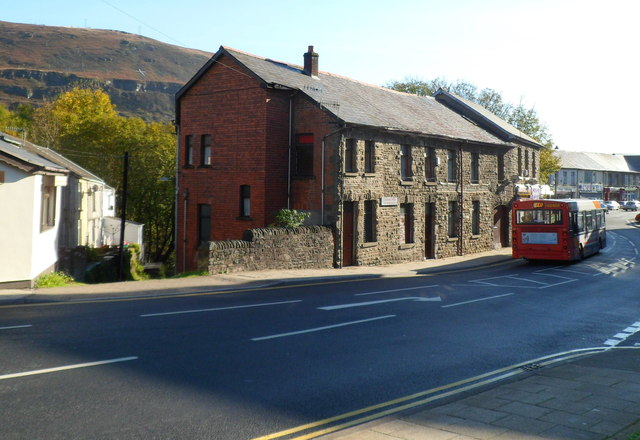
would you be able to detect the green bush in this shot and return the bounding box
[273,209,310,228]
[34,271,76,288]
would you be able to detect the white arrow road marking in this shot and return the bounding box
[251,315,396,341]
[0,357,138,380]
[318,297,441,311]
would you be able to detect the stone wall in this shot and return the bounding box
[198,225,335,274]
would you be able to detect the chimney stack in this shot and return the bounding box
[303,45,318,77]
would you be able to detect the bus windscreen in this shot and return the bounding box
[515,209,563,225]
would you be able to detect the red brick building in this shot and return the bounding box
[175,46,542,272]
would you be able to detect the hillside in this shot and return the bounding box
[0,20,212,121]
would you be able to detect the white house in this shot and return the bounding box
[0,135,69,288]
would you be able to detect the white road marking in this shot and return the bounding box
[442,293,514,309]
[603,320,640,347]
[0,325,32,330]
[251,315,396,341]
[355,285,438,296]
[140,300,302,317]
[0,357,138,380]
[318,297,441,311]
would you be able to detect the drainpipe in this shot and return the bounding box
[287,95,293,209]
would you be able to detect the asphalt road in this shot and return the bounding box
[1,210,638,439]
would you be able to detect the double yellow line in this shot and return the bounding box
[251,347,613,440]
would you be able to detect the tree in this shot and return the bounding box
[386,78,560,182]
[31,86,176,262]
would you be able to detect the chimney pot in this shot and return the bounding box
[303,45,318,77]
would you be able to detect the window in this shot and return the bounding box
[472,201,480,235]
[185,135,194,166]
[198,204,211,244]
[364,140,375,173]
[448,201,459,238]
[40,175,56,231]
[524,150,530,175]
[497,154,505,181]
[447,150,457,182]
[401,145,412,180]
[400,203,414,243]
[517,148,522,175]
[240,185,251,218]
[425,147,436,181]
[532,151,537,177]
[345,138,357,173]
[364,200,376,242]
[294,134,314,176]
[470,152,479,183]
[201,134,212,166]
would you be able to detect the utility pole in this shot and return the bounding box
[118,152,129,281]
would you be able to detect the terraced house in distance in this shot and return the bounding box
[174,45,543,272]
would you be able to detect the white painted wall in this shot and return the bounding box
[0,165,61,285]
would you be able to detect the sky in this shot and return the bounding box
[4,0,640,155]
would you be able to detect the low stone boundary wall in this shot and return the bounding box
[198,226,335,274]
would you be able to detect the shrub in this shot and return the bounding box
[273,209,310,228]
[34,271,76,288]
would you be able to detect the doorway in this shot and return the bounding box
[493,205,509,248]
[424,202,435,259]
[342,202,355,266]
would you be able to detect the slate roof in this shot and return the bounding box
[0,135,67,174]
[434,89,540,147]
[178,46,526,148]
[554,150,640,173]
[0,132,104,183]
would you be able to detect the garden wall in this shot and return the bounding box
[197,226,335,274]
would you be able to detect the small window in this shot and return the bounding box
[40,175,57,231]
[364,140,375,173]
[497,153,505,181]
[518,148,522,175]
[532,151,537,178]
[447,150,457,182]
[400,203,414,243]
[201,134,212,166]
[425,147,436,181]
[185,135,194,166]
[345,138,357,173]
[472,200,480,235]
[294,134,314,176]
[198,204,211,244]
[470,152,479,184]
[240,185,251,218]
[401,145,413,180]
[364,200,376,242]
[448,201,459,238]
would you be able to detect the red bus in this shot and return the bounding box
[512,199,607,261]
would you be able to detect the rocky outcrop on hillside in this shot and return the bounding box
[0,21,212,121]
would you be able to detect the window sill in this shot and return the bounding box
[364,173,376,177]
[236,216,253,221]
[198,165,212,169]
[400,179,414,186]
[471,234,481,239]
[361,242,377,248]
[183,165,194,169]
[447,236,459,242]
[344,172,359,177]
[399,243,415,250]
[424,180,437,186]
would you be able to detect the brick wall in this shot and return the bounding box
[197,226,334,274]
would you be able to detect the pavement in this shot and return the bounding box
[2,247,639,440]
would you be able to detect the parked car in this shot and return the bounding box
[621,200,640,211]
[605,200,620,210]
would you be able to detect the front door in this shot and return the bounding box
[493,205,509,248]
[425,202,435,259]
[342,202,355,266]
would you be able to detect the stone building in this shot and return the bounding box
[175,46,542,272]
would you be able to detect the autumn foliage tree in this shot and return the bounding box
[386,77,561,183]
[30,87,176,263]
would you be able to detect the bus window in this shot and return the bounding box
[516,209,562,225]
[584,211,594,230]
